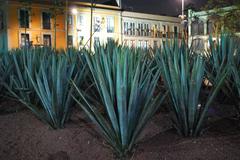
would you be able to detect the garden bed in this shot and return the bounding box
[0,99,240,160]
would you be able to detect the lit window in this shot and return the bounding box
[20,33,30,47]
[94,17,101,32]
[137,23,141,36]
[19,9,29,28]
[42,12,51,29]
[162,25,166,33]
[94,37,100,46]
[107,17,114,33]
[137,40,141,48]
[77,15,84,27]
[68,15,73,25]
[124,22,128,35]
[140,24,144,36]
[43,34,51,47]
[146,24,150,36]
[68,35,73,47]
[128,22,135,36]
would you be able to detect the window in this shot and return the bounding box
[43,34,51,47]
[144,24,147,36]
[154,41,158,49]
[94,37,100,46]
[207,20,213,34]
[68,15,73,25]
[124,22,128,35]
[0,10,3,30]
[132,23,135,36]
[94,17,101,32]
[162,25,166,33]
[77,15,84,26]
[137,23,140,36]
[191,18,204,36]
[140,24,144,36]
[143,40,149,49]
[162,25,166,37]
[107,17,114,33]
[137,40,141,48]
[42,12,51,29]
[19,9,29,28]
[68,35,73,47]
[174,26,178,36]
[20,33,30,47]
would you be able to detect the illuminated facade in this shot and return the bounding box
[188,6,240,50]
[0,0,182,52]
[122,11,181,49]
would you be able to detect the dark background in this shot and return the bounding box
[122,0,208,16]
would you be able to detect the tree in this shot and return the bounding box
[204,0,240,34]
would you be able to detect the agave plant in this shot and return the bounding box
[2,48,87,128]
[26,52,87,129]
[3,48,43,112]
[228,37,240,116]
[157,39,228,137]
[0,51,13,96]
[72,43,166,157]
[206,34,240,116]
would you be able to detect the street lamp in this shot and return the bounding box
[178,0,188,40]
[178,0,186,20]
[72,8,78,15]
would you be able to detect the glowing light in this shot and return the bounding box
[72,8,78,15]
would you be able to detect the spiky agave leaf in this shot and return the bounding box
[205,34,240,115]
[157,39,228,137]
[2,48,44,118]
[0,51,14,96]
[26,53,87,129]
[2,48,87,128]
[72,43,167,157]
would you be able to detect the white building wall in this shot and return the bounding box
[122,11,182,49]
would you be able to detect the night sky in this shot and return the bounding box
[122,0,208,16]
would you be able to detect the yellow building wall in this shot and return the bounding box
[68,7,121,49]
[6,2,67,50]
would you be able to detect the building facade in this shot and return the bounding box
[122,11,181,49]
[188,6,240,50]
[0,0,182,52]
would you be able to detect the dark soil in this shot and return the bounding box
[0,99,240,160]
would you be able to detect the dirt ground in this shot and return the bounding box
[0,98,240,160]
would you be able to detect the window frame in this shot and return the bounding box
[19,8,30,29]
[106,16,114,33]
[20,32,31,47]
[42,11,51,30]
[42,34,52,47]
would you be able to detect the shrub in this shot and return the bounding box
[206,34,240,117]
[72,43,167,157]
[157,39,229,137]
[2,48,87,129]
